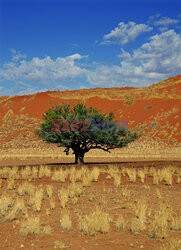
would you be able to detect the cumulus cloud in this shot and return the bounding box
[148,14,161,21]
[10,49,27,62]
[87,29,181,86]
[0,54,88,83]
[154,17,179,26]
[86,65,126,87]
[147,15,180,31]
[0,80,70,97]
[1,18,181,94]
[102,21,152,45]
[0,82,47,97]
[130,29,181,74]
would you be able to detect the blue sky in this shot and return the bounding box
[0,0,181,96]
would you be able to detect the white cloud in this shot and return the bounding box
[0,54,88,83]
[10,48,27,61]
[0,80,70,97]
[118,49,131,60]
[79,85,87,89]
[1,18,181,94]
[147,15,180,32]
[154,17,179,26]
[102,21,152,45]
[68,53,83,60]
[86,65,126,87]
[132,30,181,74]
[0,82,45,97]
[87,29,181,87]
[148,14,161,21]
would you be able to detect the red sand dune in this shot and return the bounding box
[0,75,181,147]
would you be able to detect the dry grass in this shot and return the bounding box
[113,173,121,187]
[69,168,82,182]
[151,167,175,185]
[159,168,173,185]
[134,199,147,230]
[19,215,51,236]
[121,186,131,198]
[82,173,92,187]
[141,184,150,190]
[126,168,136,182]
[49,197,55,209]
[129,200,148,233]
[90,167,100,182]
[0,163,180,248]
[130,217,144,234]
[29,187,44,212]
[54,241,67,249]
[46,208,50,216]
[52,169,68,182]
[8,167,19,180]
[46,184,53,198]
[58,188,69,208]
[3,198,28,222]
[138,169,145,183]
[19,216,41,236]
[150,205,168,239]
[116,214,126,231]
[41,225,52,235]
[159,239,181,250]
[176,175,181,184]
[0,194,13,216]
[67,182,83,198]
[156,188,162,199]
[39,165,51,178]
[171,216,181,231]
[60,210,72,230]
[7,179,15,190]
[17,182,35,196]
[21,166,32,180]
[79,206,110,236]
[32,166,38,179]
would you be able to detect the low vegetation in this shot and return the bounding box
[0,164,180,249]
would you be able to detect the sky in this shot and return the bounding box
[0,0,181,96]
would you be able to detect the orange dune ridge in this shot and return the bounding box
[0,75,181,148]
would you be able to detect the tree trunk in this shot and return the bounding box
[75,152,84,164]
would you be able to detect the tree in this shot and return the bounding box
[35,102,141,164]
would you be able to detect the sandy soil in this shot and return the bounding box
[0,162,180,250]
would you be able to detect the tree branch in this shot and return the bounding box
[88,145,112,153]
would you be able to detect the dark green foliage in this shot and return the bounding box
[35,103,141,164]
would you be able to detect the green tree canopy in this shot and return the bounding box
[35,102,141,164]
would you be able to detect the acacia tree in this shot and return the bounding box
[35,103,140,164]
